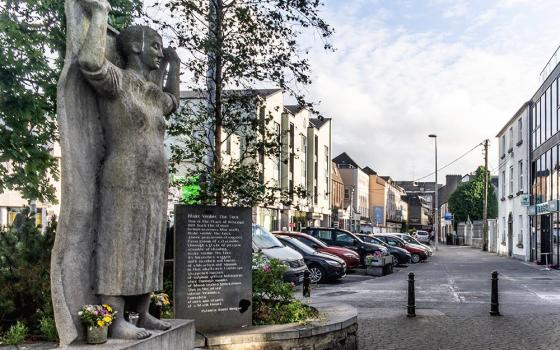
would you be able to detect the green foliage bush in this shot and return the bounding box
[0,208,56,339]
[39,316,58,342]
[252,254,317,325]
[1,321,28,345]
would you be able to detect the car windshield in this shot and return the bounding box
[253,225,284,249]
[306,235,328,247]
[282,237,316,254]
[400,235,415,243]
[370,237,387,246]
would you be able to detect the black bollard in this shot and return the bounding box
[303,270,311,297]
[407,272,416,317]
[490,271,500,316]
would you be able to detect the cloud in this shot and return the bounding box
[304,0,560,182]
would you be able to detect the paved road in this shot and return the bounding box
[303,245,560,350]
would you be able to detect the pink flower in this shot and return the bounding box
[263,265,271,273]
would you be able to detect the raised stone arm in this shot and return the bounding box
[77,0,111,72]
[162,47,181,102]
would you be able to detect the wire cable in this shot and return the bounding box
[414,142,484,182]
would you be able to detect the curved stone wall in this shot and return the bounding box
[201,302,358,350]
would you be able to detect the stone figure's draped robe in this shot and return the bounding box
[81,60,177,295]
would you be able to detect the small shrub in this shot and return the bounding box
[252,253,317,325]
[1,321,28,345]
[0,209,56,333]
[39,316,58,342]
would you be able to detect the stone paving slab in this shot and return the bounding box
[300,245,560,349]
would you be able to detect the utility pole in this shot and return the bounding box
[482,139,489,251]
[429,134,438,251]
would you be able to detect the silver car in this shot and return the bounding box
[414,230,431,244]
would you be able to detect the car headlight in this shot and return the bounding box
[326,260,341,266]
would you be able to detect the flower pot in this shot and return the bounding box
[86,325,108,344]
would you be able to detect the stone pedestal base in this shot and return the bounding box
[60,319,195,350]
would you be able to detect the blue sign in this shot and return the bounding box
[444,212,453,221]
[373,206,384,225]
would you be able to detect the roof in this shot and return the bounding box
[333,152,360,168]
[284,105,305,115]
[310,117,331,129]
[495,101,531,137]
[362,166,377,175]
[180,88,282,100]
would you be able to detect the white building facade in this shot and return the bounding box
[496,102,530,261]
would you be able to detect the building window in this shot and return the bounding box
[502,217,506,244]
[509,166,514,195]
[518,118,522,144]
[501,135,506,155]
[501,170,506,198]
[518,160,523,192]
[225,136,231,155]
[344,188,349,199]
[509,127,513,149]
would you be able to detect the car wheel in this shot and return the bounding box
[391,255,399,267]
[309,265,325,283]
[411,253,421,264]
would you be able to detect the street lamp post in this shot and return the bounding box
[428,134,438,252]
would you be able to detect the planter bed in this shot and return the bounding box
[198,302,357,350]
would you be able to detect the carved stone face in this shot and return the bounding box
[140,31,164,70]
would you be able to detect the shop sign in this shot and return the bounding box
[372,206,384,225]
[536,202,550,215]
[528,205,536,216]
[520,194,530,206]
[311,212,323,220]
[549,200,559,212]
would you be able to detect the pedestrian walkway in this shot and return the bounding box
[305,245,560,349]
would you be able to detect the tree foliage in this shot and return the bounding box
[0,208,55,334]
[448,166,498,224]
[0,0,142,202]
[151,0,333,206]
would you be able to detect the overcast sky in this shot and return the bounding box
[302,0,560,183]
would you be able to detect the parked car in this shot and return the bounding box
[252,224,308,284]
[374,234,428,263]
[356,233,411,266]
[301,227,391,266]
[392,233,433,256]
[275,235,346,283]
[414,230,431,244]
[271,231,360,269]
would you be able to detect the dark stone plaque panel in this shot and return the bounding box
[174,205,252,333]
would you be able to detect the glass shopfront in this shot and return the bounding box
[530,145,560,266]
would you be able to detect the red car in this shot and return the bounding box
[272,231,360,269]
[374,234,428,263]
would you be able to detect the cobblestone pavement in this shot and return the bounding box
[302,245,560,349]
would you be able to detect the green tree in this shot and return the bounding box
[0,209,55,334]
[0,0,143,203]
[154,0,333,206]
[448,166,498,225]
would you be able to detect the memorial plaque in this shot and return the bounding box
[174,205,252,333]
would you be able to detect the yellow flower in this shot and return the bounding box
[103,304,113,312]
[97,320,104,327]
[103,316,112,323]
